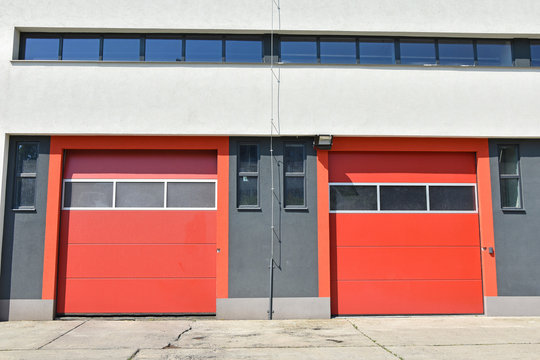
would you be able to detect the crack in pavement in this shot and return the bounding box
[37,320,89,350]
[162,323,194,349]
[127,348,140,359]
[347,319,405,360]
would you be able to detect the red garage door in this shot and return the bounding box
[57,150,217,315]
[330,151,483,315]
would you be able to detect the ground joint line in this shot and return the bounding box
[347,319,405,360]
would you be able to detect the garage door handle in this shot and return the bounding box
[482,247,494,255]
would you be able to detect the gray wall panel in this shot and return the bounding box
[1,136,50,299]
[489,139,540,296]
[229,137,318,298]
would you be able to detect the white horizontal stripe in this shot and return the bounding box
[329,182,478,213]
[329,182,476,186]
[62,179,217,210]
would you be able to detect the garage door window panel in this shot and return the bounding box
[330,186,377,211]
[380,185,427,211]
[167,182,216,208]
[115,182,164,208]
[429,186,476,211]
[63,182,113,208]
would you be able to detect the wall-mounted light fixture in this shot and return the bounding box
[314,135,333,150]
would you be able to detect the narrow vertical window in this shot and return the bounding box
[498,145,523,209]
[284,143,306,208]
[13,142,39,209]
[237,144,259,207]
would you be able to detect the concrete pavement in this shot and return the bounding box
[0,316,539,359]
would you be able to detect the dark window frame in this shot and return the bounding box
[185,35,225,63]
[398,37,438,65]
[358,37,397,65]
[475,39,514,67]
[18,32,527,68]
[20,33,62,60]
[61,34,102,61]
[145,35,185,62]
[497,144,524,210]
[224,35,264,63]
[237,143,260,209]
[283,142,307,209]
[102,34,144,61]
[530,40,540,67]
[279,36,318,64]
[436,38,476,66]
[319,37,358,64]
[12,141,39,210]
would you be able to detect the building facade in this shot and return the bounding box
[1,0,540,320]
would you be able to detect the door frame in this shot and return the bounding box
[41,136,229,313]
[316,137,497,306]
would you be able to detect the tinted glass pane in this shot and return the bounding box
[63,182,113,208]
[499,145,519,175]
[62,38,100,60]
[185,39,222,62]
[103,38,140,61]
[429,186,476,211]
[438,40,474,66]
[238,176,258,206]
[15,178,36,208]
[330,186,377,211]
[281,40,317,63]
[320,40,356,64]
[167,182,215,208]
[400,40,436,65]
[16,143,38,174]
[116,182,164,207]
[477,41,512,66]
[24,38,59,60]
[238,145,258,173]
[501,178,521,208]
[226,40,262,63]
[359,40,395,64]
[380,186,427,210]
[284,144,304,173]
[285,177,304,206]
[531,42,540,67]
[146,38,182,62]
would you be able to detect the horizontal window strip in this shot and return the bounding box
[329,183,477,213]
[18,33,537,68]
[62,179,217,210]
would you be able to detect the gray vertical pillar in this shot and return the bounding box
[0,136,53,320]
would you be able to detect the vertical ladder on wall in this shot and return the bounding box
[268,0,281,320]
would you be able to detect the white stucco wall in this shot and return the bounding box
[2,63,540,138]
[2,0,540,36]
[2,0,540,139]
[0,0,539,275]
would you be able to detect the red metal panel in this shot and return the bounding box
[329,151,476,183]
[334,247,482,280]
[63,244,216,278]
[64,150,217,179]
[329,151,484,315]
[332,280,484,315]
[57,278,216,314]
[57,149,218,315]
[61,211,216,244]
[331,213,480,247]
